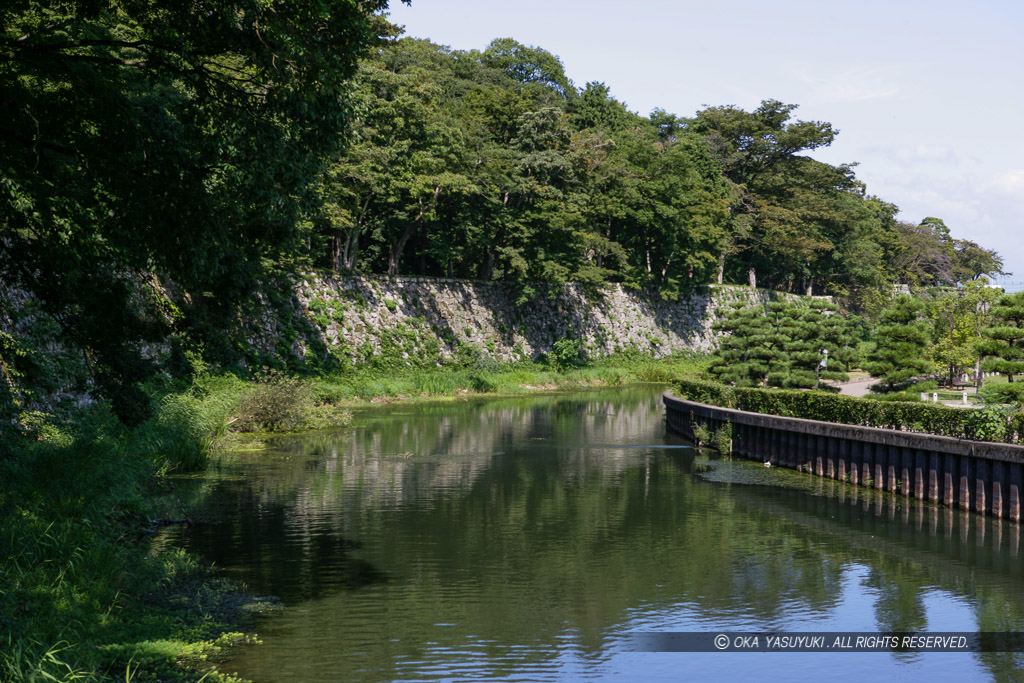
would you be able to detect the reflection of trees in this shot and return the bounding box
[722,477,1024,680]
[174,387,1024,682]
[865,567,927,633]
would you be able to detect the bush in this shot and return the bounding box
[712,423,733,453]
[232,370,314,432]
[131,392,229,470]
[673,377,1019,444]
[548,335,588,371]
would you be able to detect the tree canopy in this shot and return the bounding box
[1,0,400,421]
[1,13,1008,421]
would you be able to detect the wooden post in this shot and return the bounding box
[850,441,862,486]
[1010,463,1022,523]
[960,456,973,510]
[976,458,990,515]
[928,452,941,502]
[993,461,1006,519]
[944,454,956,506]
[901,447,913,497]
[913,449,926,500]
[838,439,850,482]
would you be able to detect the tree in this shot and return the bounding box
[481,38,573,101]
[785,301,857,389]
[863,296,935,391]
[925,280,1001,386]
[708,299,858,390]
[708,302,794,387]
[688,100,840,288]
[1,0,399,422]
[977,292,1024,402]
[952,239,1006,283]
[886,217,1003,287]
[569,82,633,132]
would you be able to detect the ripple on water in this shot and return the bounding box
[171,386,1024,682]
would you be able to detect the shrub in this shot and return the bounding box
[691,422,711,446]
[712,423,733,453]
[673,377,1018,444]
[548,335,588,371]
[232,370,314,432]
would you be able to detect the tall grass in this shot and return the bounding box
[301,351,708,404]
[1,382,254,682]
[0,350,708,681]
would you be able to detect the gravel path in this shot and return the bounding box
[832,377,878,397]
[829,376,981,408]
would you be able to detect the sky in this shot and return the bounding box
[386,0,1024,288]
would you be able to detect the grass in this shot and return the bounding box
[1,350,708,681]
[2,392,263,682]
[304,352,708,406]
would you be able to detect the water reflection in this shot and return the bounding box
[169,387,1024,682]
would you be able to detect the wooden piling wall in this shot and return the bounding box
[664,392,1024,522]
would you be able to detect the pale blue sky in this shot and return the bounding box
[387,0,1024,287]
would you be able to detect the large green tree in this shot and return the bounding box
[688,99,837,288]
[1,0,398,421]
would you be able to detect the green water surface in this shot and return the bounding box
[171,386,1024,681]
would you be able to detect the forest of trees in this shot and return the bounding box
[0,4,1007,416]
[306,31,1005,301]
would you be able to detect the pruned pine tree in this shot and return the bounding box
[977,291,1024,402]
[863,296,934,391]
[785,301,854,390]
[762,302,800,387]
[709,302,790,387]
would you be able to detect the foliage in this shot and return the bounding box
[712,423,733,453]
[2,12,1006,425]
[0,398,263,682]
[708,299,859,389]
[890,218,1005,288]
[547,335,589,371]
[922,279,1002,386]
[231,370,317,433]
[691,422,712,447]
[964,406,1015,442]
[863,295,935,391]
[674,377,1021,444]
[309,36,996,310]
[978,291,1024,386]
[0,0,400,423]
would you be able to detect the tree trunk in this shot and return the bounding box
[343,230,359,270]
[387,186,440,276]
[748,267,757,289]
[716,256,725,285]
[480,249,496,281]
[331,232,343,271]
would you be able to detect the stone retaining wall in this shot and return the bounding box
[281,275,812,364]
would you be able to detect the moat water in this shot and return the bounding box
[169,385,1024,681]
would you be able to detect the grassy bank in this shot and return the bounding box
[309,351,707,404]
[1,395,268,682]
[2,352,705,682]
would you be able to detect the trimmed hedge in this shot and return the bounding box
[674,378,1024,445]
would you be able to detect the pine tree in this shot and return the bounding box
[709,302,791,387]
[786,301,855,390]
[977,291,1024,402]
[863,296,934,391]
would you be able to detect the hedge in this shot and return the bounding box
[674,378,1024,445]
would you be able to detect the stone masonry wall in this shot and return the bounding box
[276,274,815,365]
